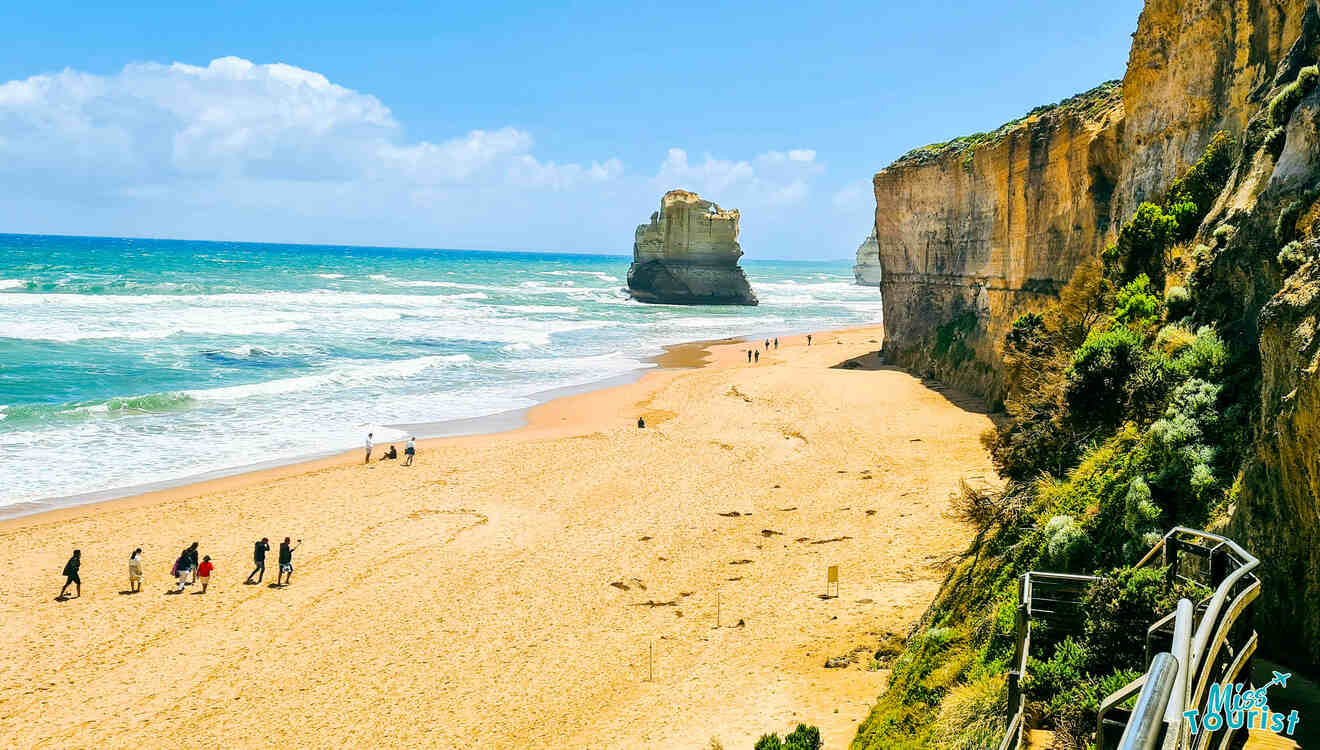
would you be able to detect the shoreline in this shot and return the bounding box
[0,321,1000,748]
[0,330,784,528]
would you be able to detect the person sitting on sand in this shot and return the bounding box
[365,432,374,464]
[403,437,416,466]
[58,549,81,599]
[378,444,397,461]
[128,548,143,593]
[277,537,301,587]
[197,556,214,594]
[246,537,270,584]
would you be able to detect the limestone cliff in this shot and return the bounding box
[627,189,758,306]
[875,1,1317,404]
[874,83,1124,400]
[868,0,1320,669]
[853,232,882,286]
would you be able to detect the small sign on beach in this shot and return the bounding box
[826,565,839,598]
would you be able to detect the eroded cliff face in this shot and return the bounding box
[853,232,882,286]
[872,0,1320,667]
[875,0,1316,404]
[874,83,1123,400]
[627,189,758,305]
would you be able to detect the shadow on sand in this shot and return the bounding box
[830,350,992,415]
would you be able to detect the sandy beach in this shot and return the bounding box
[0,325,997,749]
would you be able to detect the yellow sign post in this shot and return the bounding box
[827,565,839,598]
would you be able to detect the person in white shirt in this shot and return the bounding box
[364,432,374,464]
[128,548,143,593]
[403,436,416,466]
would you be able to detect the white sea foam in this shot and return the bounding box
[0,279,25,290]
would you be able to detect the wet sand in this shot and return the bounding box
[0,325,998,748]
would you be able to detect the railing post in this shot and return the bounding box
[1007,670,1020,725]
[1163,537,1179,591]
[1209,545,1227,588]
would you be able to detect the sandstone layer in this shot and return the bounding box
[873,83,1123,400]
[873,1,1316,404]
[627,189,758,305]
[852,231,882,286]
[872,0,1320,666]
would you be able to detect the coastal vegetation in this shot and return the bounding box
[893,82,1121,168]
[851,125,1278,746]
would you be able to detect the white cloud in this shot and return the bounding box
[831,179,875,212]
[0,56,863,256]
[652,147,823,207]
[0,57,605,190]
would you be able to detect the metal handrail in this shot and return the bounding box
[995,527,1260,750]
[1117,652,1180,750]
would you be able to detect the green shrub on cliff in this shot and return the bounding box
[754,724,821,750]
[852,123,1252,750]
[1113,274,1161,324]
[1065,325,1144,426]
[1278,240,1313,273]
[1269,64,1319,128]
[1165,132,1235,238]
[1106,203,1179,284]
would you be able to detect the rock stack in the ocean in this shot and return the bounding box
[627,190,758,305]
[852,231,882,286]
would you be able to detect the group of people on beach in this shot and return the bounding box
[365,433,416,466]
[57,536,301,600]
[746,337,782,363]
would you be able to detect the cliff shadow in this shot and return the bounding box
[830,351,992,416]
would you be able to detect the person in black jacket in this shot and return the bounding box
[180,542,200,585]
[276,537,301,587]
[58,550,81,599]
[246,537,271,584]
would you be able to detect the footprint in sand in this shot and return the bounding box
[610,581,630,591]
[729,559,753,565]
[760,529,783,537]
[810,536,852,545]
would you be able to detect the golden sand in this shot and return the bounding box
[0,325,997,748]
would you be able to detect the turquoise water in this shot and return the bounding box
[0,233,882,508]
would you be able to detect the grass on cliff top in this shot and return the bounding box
[891,80,1121,168]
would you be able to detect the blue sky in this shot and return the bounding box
[0,0,1143,259]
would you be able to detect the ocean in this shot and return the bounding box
[0,233,882,512]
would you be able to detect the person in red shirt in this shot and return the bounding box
[197,556,215,594]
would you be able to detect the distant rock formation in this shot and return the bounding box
[627,190,758,305]
[853,231,882,286]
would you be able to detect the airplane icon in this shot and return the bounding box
[1272,671,1291,689]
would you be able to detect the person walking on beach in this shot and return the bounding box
[197,556,214,593]
[181,542,200,584]
[807,334,813,346]
[246,538,270,584]
[276,537,301,587]
[172,552,189,592]
[128,548,143,593]
[58,549,81,599]
[774,338,779,349]
[365,432,374,464]
[403,436,416,466]
[746,349,752,363]
[754,350,760,363]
